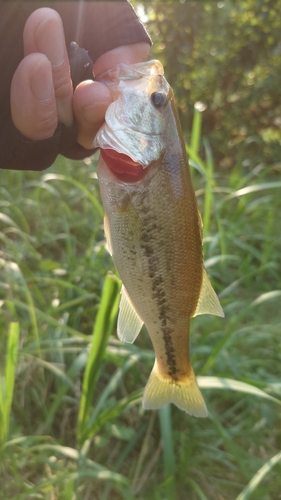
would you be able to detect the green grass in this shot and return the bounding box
[0,322,19,446]
[0,105,280,499]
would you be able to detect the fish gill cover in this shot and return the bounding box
[93,60,170,166]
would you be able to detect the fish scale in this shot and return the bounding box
[94,60,224,416]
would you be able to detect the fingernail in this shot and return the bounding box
[37,17,65,67]
[30,59,54,102]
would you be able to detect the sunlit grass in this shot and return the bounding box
[0,322,19,447]
[0,104,280,498]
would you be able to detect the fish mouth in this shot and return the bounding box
[100,149,150,183]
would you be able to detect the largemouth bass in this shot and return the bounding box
[93,60,224,417]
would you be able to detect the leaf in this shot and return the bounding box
[83,389,143,439]
[224,182,281,202]
[250,290,281,307]
[21,443,131,486]
[235,450,281,500]
[197,377,281,406]
[159,405,176,500]
[0,322,19,446]
[77,274,121,445]
[41,173,103,216]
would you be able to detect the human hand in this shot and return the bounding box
[73,42,150,150]
[11,8,73,141]
[10,7,150,149]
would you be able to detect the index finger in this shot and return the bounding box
[23,8,73,127]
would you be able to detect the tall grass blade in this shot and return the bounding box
[41,172,103,216]
[81,388,142,440]
[202,137,214,235]
[235,450,281,500]
[63,478,75,500]
[190,104,203,156]
[187,124,217,236]
[77,274,121,445]
[20,443,133,499]
[41,349,89,433]
[26,443,110,468]
[198,377,281,406]
[159,405,176,500]
[103,424,147,500]
[187,478,208,500]
[5,262,40,357]
[208,408,252,479]
[185,146,207,176]
[187,102,206,178]
[250,290,281,307]
[7,298,88,339]
[186,109,204,178]
[132,412,157,493]
[87,354,140,425]
[0,322,19,446]
[223,181,281,201]
[15,471,131,500]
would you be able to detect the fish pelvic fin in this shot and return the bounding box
[117,286,144,343]
[193,268,224,318]
[142,361,208,417]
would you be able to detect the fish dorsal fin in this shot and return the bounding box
[117,286,144,343]
[104,214,113,256]
[193,269,224,318]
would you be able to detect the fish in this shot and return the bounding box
[93,60,224,417]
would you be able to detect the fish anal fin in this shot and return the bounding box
[142,361,208,417]
[104,213,113,256]
[193,268,224,318]
[117,286,144,344]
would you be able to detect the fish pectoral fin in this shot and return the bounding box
[193,268,224,318]
[104,213,113,256]
[117,286,144,344]
[142,361,208,417]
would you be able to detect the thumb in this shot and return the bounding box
[11,53,58,141]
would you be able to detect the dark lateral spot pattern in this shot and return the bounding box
[140,212,178,379]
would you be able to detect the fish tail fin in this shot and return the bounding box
[142,361,208,417]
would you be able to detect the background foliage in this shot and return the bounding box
[145,0,281,169]
[0,1,281,499]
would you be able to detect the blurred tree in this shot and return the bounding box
[143,0,281,169]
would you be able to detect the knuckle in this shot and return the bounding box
[53,70,73,99]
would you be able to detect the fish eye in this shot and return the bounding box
[151,91,167,108]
